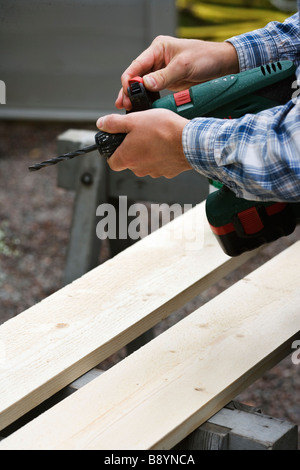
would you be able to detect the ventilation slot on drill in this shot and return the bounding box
[260,62,283,76]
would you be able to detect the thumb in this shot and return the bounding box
[143,62,182,91]
[96,114,130,134]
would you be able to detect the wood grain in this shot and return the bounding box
[1,242,299,449]
[0,202,256,431]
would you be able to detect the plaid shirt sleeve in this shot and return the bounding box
[227,12,300,71]
[183,11,300,202]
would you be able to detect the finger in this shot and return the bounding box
[115,88,124,109]
[122,53,156,88]
[120,43,164,94]
[115,89,132,111]
[106,152,126,172]
[106,138,130,172]
[123,94,132,111]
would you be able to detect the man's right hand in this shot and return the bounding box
[115,35,239,111]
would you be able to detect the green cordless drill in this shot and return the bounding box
[29,60,300,256]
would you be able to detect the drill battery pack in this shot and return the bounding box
[206,186,298,257]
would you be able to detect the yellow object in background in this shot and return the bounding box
[177,0,297,41]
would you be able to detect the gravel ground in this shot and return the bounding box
[0,120,299,448]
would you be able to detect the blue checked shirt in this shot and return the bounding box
[182,5,300,201]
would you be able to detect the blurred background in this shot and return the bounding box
[0,0,299,445]
[178,0,297,40]
[0,0,297,120]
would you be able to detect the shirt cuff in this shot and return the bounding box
[225,13,300,71]
[182,117,236,188]
[225,27,279,71]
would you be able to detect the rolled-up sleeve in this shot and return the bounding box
[227,12,300,70]
[183,100,300,202]
[182,11,300,202]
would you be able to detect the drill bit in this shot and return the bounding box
[28,131,126,172]
[28,143,98,172]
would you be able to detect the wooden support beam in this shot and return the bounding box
[176,402,298,450]
[62,149,107,286]
[1,242,299,450]
[0,202,257,431]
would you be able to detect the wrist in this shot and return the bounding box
[220,41,240,75]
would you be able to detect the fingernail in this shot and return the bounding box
[144,74,157,89]
[96,117,103,129]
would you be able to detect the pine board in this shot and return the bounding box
[0,202,256,431]
[1,241,299,449]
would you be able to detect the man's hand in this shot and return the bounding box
[96,108,192,178]
[116,35,239,110]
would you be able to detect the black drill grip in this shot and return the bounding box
[94,130,126,159]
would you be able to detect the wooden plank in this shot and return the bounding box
[0,202,257,431]
[1,242,299,450]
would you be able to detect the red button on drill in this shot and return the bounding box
[238,207,264,235]
[174,89,191,106]
[128,76,144,86]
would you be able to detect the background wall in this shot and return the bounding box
[0,0,296,120]
[0,0,176,120]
